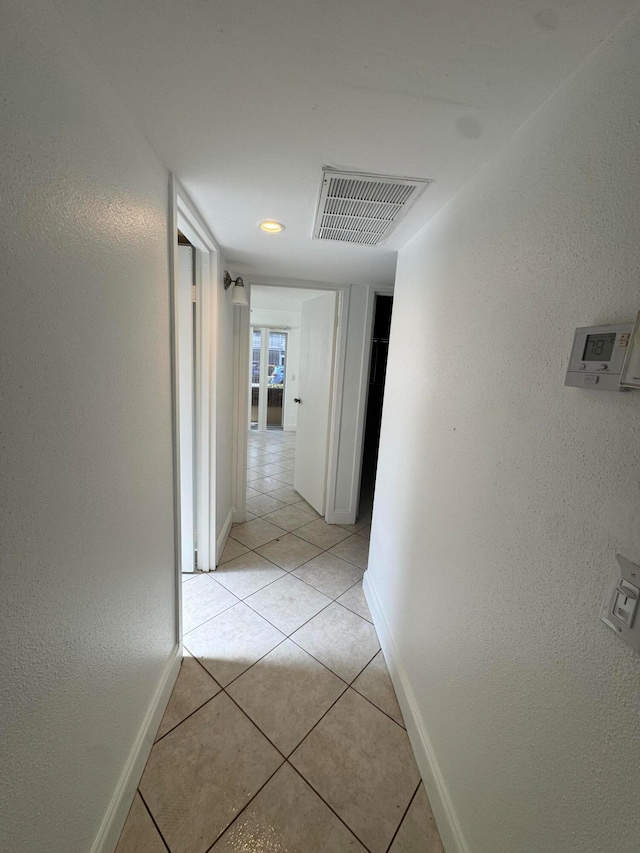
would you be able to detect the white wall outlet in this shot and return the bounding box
[600,555,640,652]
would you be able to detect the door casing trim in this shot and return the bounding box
[169,173,220,616]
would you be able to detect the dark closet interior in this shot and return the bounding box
[359,294,393,515]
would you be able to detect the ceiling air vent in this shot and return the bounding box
[313,168,431,246]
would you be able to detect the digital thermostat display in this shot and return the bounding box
[565,322,633,391]
[582,333,616,362]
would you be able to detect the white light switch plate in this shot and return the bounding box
[600,555,640,653]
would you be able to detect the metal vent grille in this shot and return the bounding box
[313,170,431,246]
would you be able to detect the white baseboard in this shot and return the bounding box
[216,507,235,565]
[325,509,357,525]
[363,573,470,853]
[90,646,182,853]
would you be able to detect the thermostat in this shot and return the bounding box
[564,322,633,391]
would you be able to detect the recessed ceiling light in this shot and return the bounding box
[259,220,285,233]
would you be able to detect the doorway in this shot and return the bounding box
[176,232,198,573]
[170,177,219,590]
[358,294,393,517]
[244,285,339,519]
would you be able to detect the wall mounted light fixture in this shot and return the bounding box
[223,270,249,307]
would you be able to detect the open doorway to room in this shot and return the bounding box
[357,293,393,523]
[244,285,337,522]
[170,178,220,597]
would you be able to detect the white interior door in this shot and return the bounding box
[294,292,337,514]
[177,244,195,572]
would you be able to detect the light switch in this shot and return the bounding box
[600,555,640,653]
[612,581,638,628]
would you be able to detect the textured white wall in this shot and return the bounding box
[369,16,640,853]
[0,3,177,851]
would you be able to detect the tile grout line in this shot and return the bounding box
[152,695,215,746]
[201,757,285,853]
[213,540,376,688]
[137,788,172,852]
[229,543,365,598]
[214,585,361,692]
[245,521,397,724]
[163,435,398,852]
[184,524,379,716]
[224,621,348,691]
[189,541,369,671]
[281,683,410,850]
[238,593,335,655]
[236,572,377,670]
[265,546,367,606]
[207,633,291,692]
[213,557,305,599]
[284,630,379,689]
[286,565,364,599]
[187,545,395,742]
[384,779,422,853]
[285,760,376,853]
[350,680,407,731]
[254,542,326,573]
[145,680,291,852]
[143,660,394,849]
[222,687,290,761]
[151,668,225,745]
[224,549,354,630]
[186,589,394,730]
[182,585,242,636]
[332,593,375,624]
[197,444,379,692]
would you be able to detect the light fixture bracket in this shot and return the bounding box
[223,270,244,290]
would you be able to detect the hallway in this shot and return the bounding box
[115,430,444,853]
[4,4,640,851]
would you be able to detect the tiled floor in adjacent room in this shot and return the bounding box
[116,430,444,853]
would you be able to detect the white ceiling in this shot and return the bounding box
[53,0,637,286]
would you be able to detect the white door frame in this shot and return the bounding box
[232,298,251,526]
[233,277,351,525]
[169,175,220,636]
[176,243,197,578]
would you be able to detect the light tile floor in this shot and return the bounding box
[116,430,444,853]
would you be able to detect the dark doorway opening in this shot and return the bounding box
[359,294,393,516]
